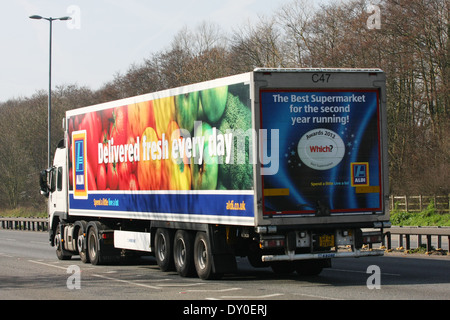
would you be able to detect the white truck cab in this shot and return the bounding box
[39,140,68,247]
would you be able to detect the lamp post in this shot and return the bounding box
[29,15,72,168]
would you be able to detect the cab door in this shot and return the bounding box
[49,165,68,215]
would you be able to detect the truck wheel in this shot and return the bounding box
[77,227,89,263]
[55,224,71,260]
[154,228,174,271]
[173,230,195,277]
[247,242,267,268]
[87,226,102,265]
[194,232,221,280]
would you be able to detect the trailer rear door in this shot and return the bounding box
[255,69,388,220]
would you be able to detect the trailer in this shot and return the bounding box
[40,68,390,279]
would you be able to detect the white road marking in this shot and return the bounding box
[181,287,241,293]
[0,253,14,258]
[28,259,68,271]
[157,282,204,287]
[92,274,161,290]
[295,293,342,300]
[220,293,284,299]
[329,268,401,276]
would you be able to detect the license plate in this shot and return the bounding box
[319,235,335,247]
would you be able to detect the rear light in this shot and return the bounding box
[363,234,382,244]
[101,233,113,240]
[260,238,285,249]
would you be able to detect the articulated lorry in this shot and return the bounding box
[40,68,390,279]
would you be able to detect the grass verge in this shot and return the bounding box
[0,207,47,218]
[390,200,450,226]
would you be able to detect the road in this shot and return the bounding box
[1,229,450,302]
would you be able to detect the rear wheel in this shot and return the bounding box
[173,230,195,277]
[77,227,89,263]
[154,228,174,272]
[194,232,222,280]
[87,226,104,265]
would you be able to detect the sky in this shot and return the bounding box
[0,0,329,102]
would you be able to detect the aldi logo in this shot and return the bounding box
[72,130,88,199]
[351,162,369,187]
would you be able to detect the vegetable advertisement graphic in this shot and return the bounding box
[67,82,254,223]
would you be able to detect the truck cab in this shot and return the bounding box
[39,139,68,246]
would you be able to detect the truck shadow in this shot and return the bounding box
[220,255,450,287]
[69,254,450,287]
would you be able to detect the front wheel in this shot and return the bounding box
[55,224,71,261]
[154,228,174,272]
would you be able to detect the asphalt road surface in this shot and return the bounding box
[1,229,449,302]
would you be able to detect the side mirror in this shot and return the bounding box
[39,169,49,197]
[39,168,54,197]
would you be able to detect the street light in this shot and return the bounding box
[30,15,72,168]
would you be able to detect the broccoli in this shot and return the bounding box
[218,93,253,190]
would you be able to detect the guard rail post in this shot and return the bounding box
[385,226,450,252]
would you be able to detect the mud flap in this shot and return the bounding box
[207,225,237,274]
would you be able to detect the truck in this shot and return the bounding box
[39,68,390,279]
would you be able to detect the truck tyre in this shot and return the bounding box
[55,224,71,261]
[194,232,221,280]
[154,228,174,272]
[247,242,267,268]
[77,227,89,263]
[87,226,102,265]
[173,230,195,277]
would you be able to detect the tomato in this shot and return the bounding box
[87,161,97,191]
[137,127,162,190]
[68,117,74,134]
[78,112,102,176]
[97,163,107,190]
[129,174,139,190]
[127,101,156,139]
[118,161,131,190]
[153,96,175,140]
[69,167,73,189]
[101,108,114,132]
[73,114,81,131]
[126,136,138,173]
[110,106,128,146]
[164,121,191,190]
[107,161,119,190]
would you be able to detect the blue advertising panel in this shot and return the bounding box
[260,90,382,215]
